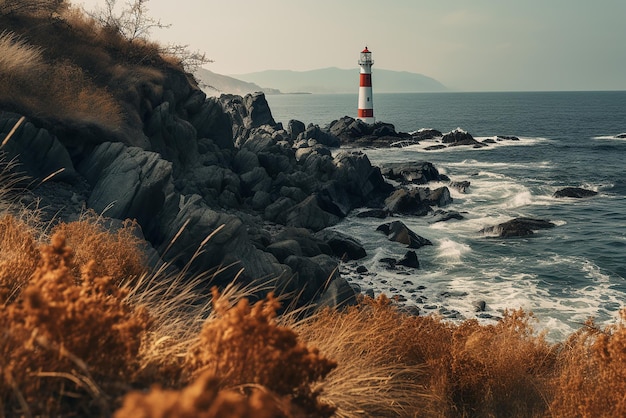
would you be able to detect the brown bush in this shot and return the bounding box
[186,288,337,417]
[0,231,151,416]
[51,211,147,286]
[114,372,289,418]
[550,310,626,417]
[0,215,40,303]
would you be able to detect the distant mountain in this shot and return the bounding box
[230,67,447,94]
[194,68,281,96]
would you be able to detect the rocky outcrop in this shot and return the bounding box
[553,187,598,198]
[384,187,452,216]
[480,217,556,238]
[381,162,447,185]
[376,220,433,249]
[326,116,411,146]
[441,128,484,147]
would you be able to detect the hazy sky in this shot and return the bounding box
[77,0,626,92]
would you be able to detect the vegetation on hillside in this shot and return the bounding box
[1,2,625,417]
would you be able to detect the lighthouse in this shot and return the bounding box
[357,46,375,124]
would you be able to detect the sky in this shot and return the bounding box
[76,0,626,92]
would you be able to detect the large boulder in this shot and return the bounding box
[78,142,173,229]
[381,162,444,185]
[314,229,366,260]
[376,220,433,249]
[0,113,78,182]
[480,217,556,238]
[441,128,484,147]
[300,124,340,148]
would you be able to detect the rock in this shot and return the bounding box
[282,254,338,304]
[616,133,626,139]
[381,162,442,185]
[78,142,173,228]
[553,187,598,198]
[411,128,442,140]
[496,135,520,141]
[288,119,306,141]
[0,113,78,182]
[356,209,389,219]
[356,265,368,273]
[379,257,397,269]
[266,239,303,263]
[314,229,367,260]
[301,124,340,148]
[431,209,464,223]
[473,300,487,312]
[397,251,420,268]
[384,188,431,216]
[285,194,342,232]
[376,220,433,249]
[480,217,556,238]
[273,227,332,257]
[449,180,471,193]
[441,128,483,147]
[316,276,357,309]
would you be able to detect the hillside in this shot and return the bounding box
[231,67,447,94]
[195,68,281,96]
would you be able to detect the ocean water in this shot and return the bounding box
[266,91,626,340]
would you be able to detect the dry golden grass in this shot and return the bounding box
[0,215,40,303]
[51,210,147,286]
[550,310,626,417]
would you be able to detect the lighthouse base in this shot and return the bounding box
[357,116,375,124]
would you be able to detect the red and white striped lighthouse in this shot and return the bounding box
[357,46,375,124]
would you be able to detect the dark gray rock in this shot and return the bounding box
[288,119,306,141]
[0,113,78,182]
[411,128,442,140]
[314,229,366,260]
[381,162,443,185]
[397,250,420,268]
[285,194,341,231]
[376,220,433,249]
[78,142,173,227]
[316,276,357,309]
[480,217,556,238]
[441,128,483,147]
[266,239,303,263]
[473,300,487,312]
[301,124,340,148]
[431,209,465,223]
[449,180,471,193]
[553,187,598,198]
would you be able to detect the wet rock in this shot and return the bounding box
[480,217,556,238]
[381,161,443,185]
[442,128,484,147]
[449,180,471,193]
[431,209,465,223]
[376,220,433,249]
[356,265,368,273]
[553,187,598,198]
[473,300,487,312]
[314,229,367,260]
[397,250,420,268]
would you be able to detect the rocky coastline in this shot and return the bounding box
[0,75,598,313]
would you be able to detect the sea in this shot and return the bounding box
[266,91,626,341]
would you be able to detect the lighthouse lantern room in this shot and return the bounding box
[357,46,375,124]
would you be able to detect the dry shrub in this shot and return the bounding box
[51,211,147,286]
[114,372,288,418]
[0,30,44,76]
[295,295,429,417]
[550,310,626,417]
[434,310,557,418]
[0,215,40,303]
[186,288,337,417]
[0,231,151,416]
[298,297,558,418]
